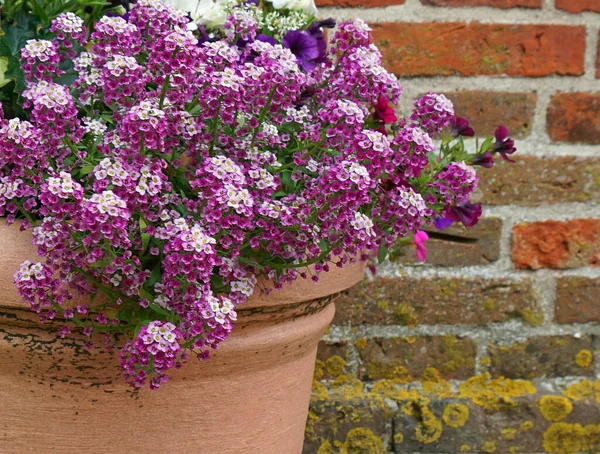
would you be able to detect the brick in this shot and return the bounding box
[372,23,585,77]
[392,395,600,453]
[476,157,600,206]
[397,217,501,266]
[556,0,600,13]
[444,91,535,138]
[555,277,600,324]
[512,220,600,269]
[315,340,350,380]
[488,336,595,379]
[547,93,600,144]
[305,397,392,453]
[334,277,540,326]
[357,335,476,380]
[422,0,541,7]
[317,0,404,6]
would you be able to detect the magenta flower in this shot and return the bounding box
[450,116,475,137]
[414,230,429,262]
[492,125,517,162]
[374,97,397,124]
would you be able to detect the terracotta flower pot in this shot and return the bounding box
[0,223,365,453]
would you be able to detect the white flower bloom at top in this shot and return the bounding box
[164,0,230,28]
[265,0,317,16]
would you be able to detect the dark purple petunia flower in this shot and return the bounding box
[255,34,277,46]
[447,202,482,228]
[307,18,336,65]
[434,217,453,230]
[450,116,475,137]
[469,151,494,168]
[283,30,320,72]
[493,125,517,162]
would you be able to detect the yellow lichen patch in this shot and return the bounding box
[460,445,472,453]
[520,420,534,431]
[376,300,389,311]
[317,441,336,454]
[480,357,491,367]
[441,334,475,374]
[521,308,544,327]
[325,356,347,377]
[413,399,443,444]
[330,374,365,400]
[314,360,325,381]
[501,428,517,441]
[564,379,596,402]
[481,441,497,453]
[508,446,518,454]
[543,423,584,454]
[583,425,600,452]
[458,373,536,411]
[393,432,404,445]
[311,380,329,401]
[341,428,386,454]
[404,336,417,344]
[483,299,496,312]
[421,368,453,398]
[395,303,418,327]
[371,380,417,400]
[442,403,470,428]
[538,395,573,422]
[575,349,593,368]
[354,338,367,350]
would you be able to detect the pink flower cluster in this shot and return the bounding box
[1,1,511,389]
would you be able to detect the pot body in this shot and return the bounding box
[0,224,365,453]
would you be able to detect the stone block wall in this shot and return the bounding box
[305,1,600,452]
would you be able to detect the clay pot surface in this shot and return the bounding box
[0,223,365,453]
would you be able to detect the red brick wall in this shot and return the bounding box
[307,1,600,452]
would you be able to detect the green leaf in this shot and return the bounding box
[147,262,162,287]
[141,233,150,254]
[237,255,264,271]
[79,164,95,177]
[318,239,328,253]
[148,303,172,317]
[377,243,388,264]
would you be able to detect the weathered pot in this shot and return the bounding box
[0,224,365,453]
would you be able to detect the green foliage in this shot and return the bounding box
[0,0,116,118]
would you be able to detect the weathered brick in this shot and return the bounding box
[357,335,477,380]
[512,220,600,269]
[317,0,404,6]
[555,277,600,324]
[315,340,350,380]
[477,157,600,206]
[422,0,541,7]
[334,277,540,326]
[305,397,392,453]
[547,93,600,144]
[397,218,501,266]
[556,0,600,13]
[372,23,585,77]
[488,336,595,379]
[444,91,535,138]
[392,394,600,453]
